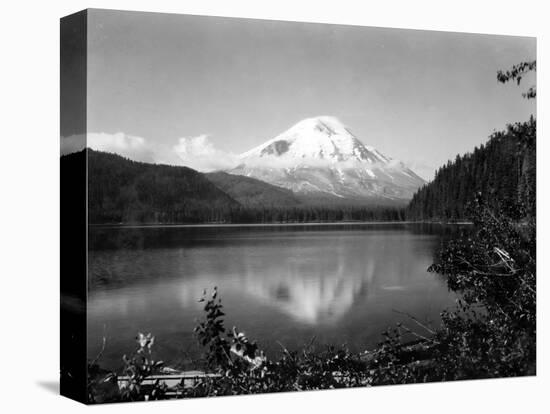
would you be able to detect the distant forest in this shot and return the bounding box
[406,117,536,221]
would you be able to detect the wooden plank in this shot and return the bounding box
[116,372,222,389]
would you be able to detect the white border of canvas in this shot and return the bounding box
[0,1,547,413]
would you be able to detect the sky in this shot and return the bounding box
[62,9,536,180]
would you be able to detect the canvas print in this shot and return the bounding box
[60,9,536,404]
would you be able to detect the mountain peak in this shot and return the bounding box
[231,116,425,201]
[241,116,389,164]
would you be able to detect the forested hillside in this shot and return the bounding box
[85,150,240,223]
[406,117,536,221]
[205,171,302,208]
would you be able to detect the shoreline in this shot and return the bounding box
[90,220,474,229]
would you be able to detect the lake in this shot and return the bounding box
[87,223,464,371]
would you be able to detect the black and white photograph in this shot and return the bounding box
[58,8,538,404]
[2,1,547,412]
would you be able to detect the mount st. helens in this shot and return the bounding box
[229,116,425,203]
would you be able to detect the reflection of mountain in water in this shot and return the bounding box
[231,233,438,325]
[242,257,376,325]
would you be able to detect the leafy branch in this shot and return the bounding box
[497,60,536,99]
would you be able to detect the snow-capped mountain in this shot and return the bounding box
[229,116,425,201]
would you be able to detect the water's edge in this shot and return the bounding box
[90,221,474,229]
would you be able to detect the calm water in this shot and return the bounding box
[88,223,464,370]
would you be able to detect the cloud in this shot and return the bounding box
[60,133,86,156]
[404,160,437,181]
[88,132,157,163]
[60,132,239,172]
[60,132,157,164]
[173,135,239,172]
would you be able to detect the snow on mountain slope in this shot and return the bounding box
[230,116,425,201]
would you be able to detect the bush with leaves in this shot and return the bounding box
[187,287,378,396]
[100,333,168,402]
[428,196,535,378]
[373,194,536,383]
